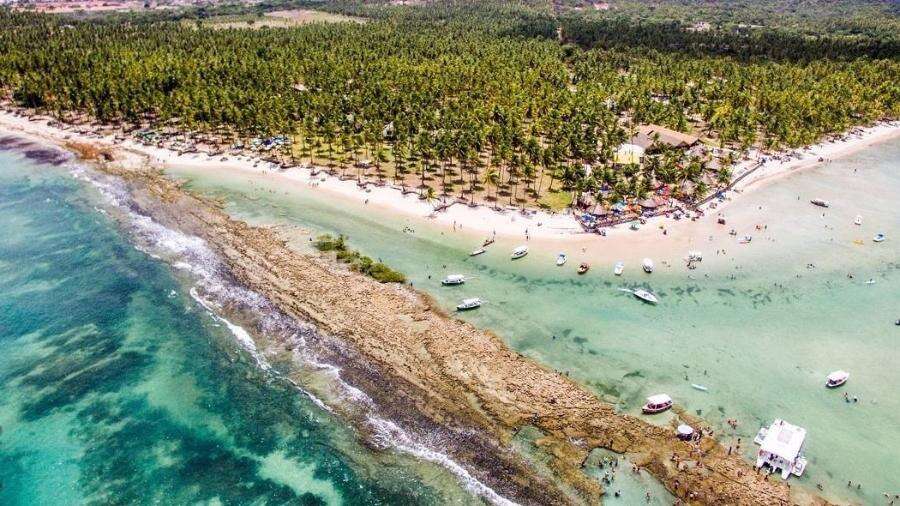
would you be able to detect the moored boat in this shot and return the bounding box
[642,394,672,414]
[854,214,862,226]
[441,274,465,286]
[456,297,482,311]
[633,289,658,304]
[642,258,654,273]
[577,262,590,274]
[511,245,529,260]
[556,253,567,266]
[825,370,849,388]
[873,233,885,243]
[470,247,486,256]
[754,419,808,479]
[613,261,624,276]
[739,235,752,244]
[810,198,830,208]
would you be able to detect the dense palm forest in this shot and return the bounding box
[0,0,897,212]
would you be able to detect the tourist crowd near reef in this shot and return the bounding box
[0,0,897,222]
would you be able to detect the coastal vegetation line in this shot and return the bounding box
[0,0,897,218]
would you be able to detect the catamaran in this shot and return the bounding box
[642,394,672,414]
[456,297,482,311]
[511,245,529,259]
[754,419,808,479]
[613,261,624,276]
[642,258,654,273]
[825,370,849,388]
[633,288,658,304]
[556,253,567,266]
[441,274,466,286]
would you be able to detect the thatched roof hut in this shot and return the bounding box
[630,125,700,152]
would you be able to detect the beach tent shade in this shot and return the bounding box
[614,143,645,165]
[639,198,659,209]
[676,424,694,437]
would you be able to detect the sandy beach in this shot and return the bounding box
[1,107,897,248]
[1,107,898,276]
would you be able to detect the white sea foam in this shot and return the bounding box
[71,165,517,506]
[368,417,518,506]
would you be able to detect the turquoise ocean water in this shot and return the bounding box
[0,147,492,505]
[167,137,900,505]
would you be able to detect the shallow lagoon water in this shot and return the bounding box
[0,151,483,505]
[169,138,900,504]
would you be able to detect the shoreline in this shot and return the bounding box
[0,116,828,505]
[2,106,897,245]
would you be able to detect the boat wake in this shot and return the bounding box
[70,165,516,506]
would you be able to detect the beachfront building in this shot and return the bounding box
[754,419,808,479]
[629,124,700,153]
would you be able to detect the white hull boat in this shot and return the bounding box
[642,394,672,414]
[873,233,885,243]
[556,253,567,266]
[456,297,483,311]
[441,274,465,286]
[511,245,529,260]
[642,258,654,273]
[853,215,862,226]
[810,198,830,208]
[825,370,849,388]
[470,248,486,257]
[633,289,658,304]
[614,261,624,276]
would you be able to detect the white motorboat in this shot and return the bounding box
[441,274,466,286]
[613,261,624,276]
[642,394,672,414]
[633,289,658,304]
[825,370,849,388]
[470,248,486,257]
[556,253,567,266]
[642,258,654,273]
[456,297,482,311]
[873,233,885,243]
[511,245,529,260]
[853,214,862,226]
[810,198,830,208]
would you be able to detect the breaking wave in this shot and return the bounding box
[70,165,517,506]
